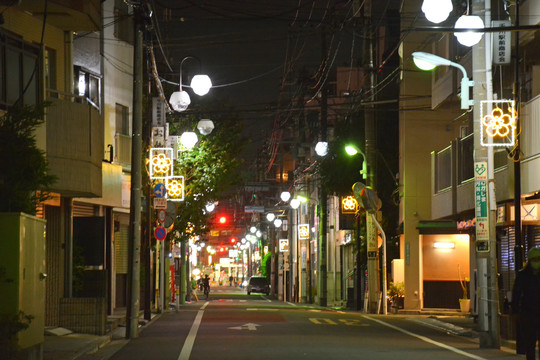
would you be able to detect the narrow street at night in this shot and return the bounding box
[71,286,519,360]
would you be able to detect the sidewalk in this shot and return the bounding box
[43,313,158,360]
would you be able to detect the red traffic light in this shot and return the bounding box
[218,215,227,224]
[230,237,236,244]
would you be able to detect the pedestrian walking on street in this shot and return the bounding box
[512,246,540,360]
[190,277,199,302]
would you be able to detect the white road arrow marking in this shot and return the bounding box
[228,323,261,331]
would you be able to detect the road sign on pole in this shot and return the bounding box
[155,226,167,241]
[157,209,166,224]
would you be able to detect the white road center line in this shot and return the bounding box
[362,315,487,360]
[178,302,209,360]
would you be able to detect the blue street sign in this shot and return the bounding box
[154,183,166,198]
[155,226,167,241]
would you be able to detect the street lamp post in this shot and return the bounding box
[412,30,500,346]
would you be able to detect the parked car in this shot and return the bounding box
[247,276,270,295]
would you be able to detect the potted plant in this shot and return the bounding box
[458,266,470,313]
[388,281,405,313]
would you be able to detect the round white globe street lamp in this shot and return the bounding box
[315,141,328,157]
[169,56,212,112]
[290,198,300,209]
[280,191,291,202]
[197,119,214,135]
[190,74,212,96]
[421,0,453,24]
[180,131,198,150]
[274,219,282,228]
[266,213,275,222]
[454,15,484,47]
[250,226,257,234]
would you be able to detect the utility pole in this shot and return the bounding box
[318,27,328,308]
[126,4,143,339]
[512,0,523,272]
[473,0,500,348]
[364,0,379,314]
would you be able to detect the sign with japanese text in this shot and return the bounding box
[492,20,511,65]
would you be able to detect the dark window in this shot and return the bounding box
[0,30,40,108]
[45,47,57,91]
[114,0,134,44]
[115,103,130,135]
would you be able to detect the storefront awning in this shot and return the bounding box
[417,220,458,234]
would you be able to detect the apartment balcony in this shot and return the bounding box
[431,95,540,219]
[16,0,100,31]
[46,93,103,198]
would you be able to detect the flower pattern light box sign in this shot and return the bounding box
[480,100,516,147]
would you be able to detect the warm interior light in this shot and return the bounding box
[421,0,453,24]
[191,74,212,96]
[433,242,455,249]
[454,15,484,47]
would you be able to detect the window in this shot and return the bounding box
[0,30,40,108]
[114,0,134,44]
[74,65,101,111]
[45,47,57,91]
[115,103,129,135]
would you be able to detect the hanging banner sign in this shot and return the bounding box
[492,20,511,65]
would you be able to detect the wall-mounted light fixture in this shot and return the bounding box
[433,241,455,249]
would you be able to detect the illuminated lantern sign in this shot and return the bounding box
[480,100,516,147]
[150,147,174,179]
[298,224,310,240]
[279,239,289,252]
[166,176,184,202]
[341,195,358,214]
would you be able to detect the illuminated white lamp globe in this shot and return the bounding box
[454,15,485,47]
[290,198,300,209]
[315,141,328,157]
[413,57,437,71]
[280,191,291,202]
[197,119,214,135]
[256,230,262,238]
[421,0,453,24]
[191,74,212,96]
[274,218,282,228]
[205,202,215,213]
[266,213,276,222]
[180,131,198,149]
[250,226,257,234]
[169,90,191,112]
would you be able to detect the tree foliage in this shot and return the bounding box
[167,101,246,243]
[0,103,56,214]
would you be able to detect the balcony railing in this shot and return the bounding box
[46,91,103,197]
[114,134,132,170]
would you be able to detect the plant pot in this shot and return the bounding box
[459,298,471,313]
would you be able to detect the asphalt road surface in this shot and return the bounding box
[85,286,520,360]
